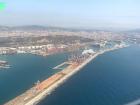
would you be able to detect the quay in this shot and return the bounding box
[5,45,128,105]
[53,62,71,70]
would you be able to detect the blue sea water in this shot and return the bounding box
[0,53,69,104]
[38,45,140,105]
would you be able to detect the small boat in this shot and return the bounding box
[0,60,10,69]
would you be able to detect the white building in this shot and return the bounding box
[82,49,95,55]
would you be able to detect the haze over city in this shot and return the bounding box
[1,0,140,105]
[0,0,140,30]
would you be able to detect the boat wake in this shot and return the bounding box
[125,99,140,105]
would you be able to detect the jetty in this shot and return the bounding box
[53,62,72,70]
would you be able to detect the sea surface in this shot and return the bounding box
[0,53,69,104]
[38,45,140,105]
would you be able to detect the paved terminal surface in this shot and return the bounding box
[5,63,78,105]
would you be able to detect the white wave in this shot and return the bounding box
[125,99,140,105]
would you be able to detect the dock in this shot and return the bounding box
[5,62,78,105]
[5,46,128,105]
[53,62,72,70]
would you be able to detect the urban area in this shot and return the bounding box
[0,26,140,105]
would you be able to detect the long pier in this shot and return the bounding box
[5,45,128,105]
[25,48,120,105]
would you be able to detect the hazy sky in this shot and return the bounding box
[0,0,140,29]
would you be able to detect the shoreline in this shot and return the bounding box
[5,45,128,105]
[25,46,127,105]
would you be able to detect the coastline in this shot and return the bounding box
[5,45,128,105]
[25,46,127,105]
